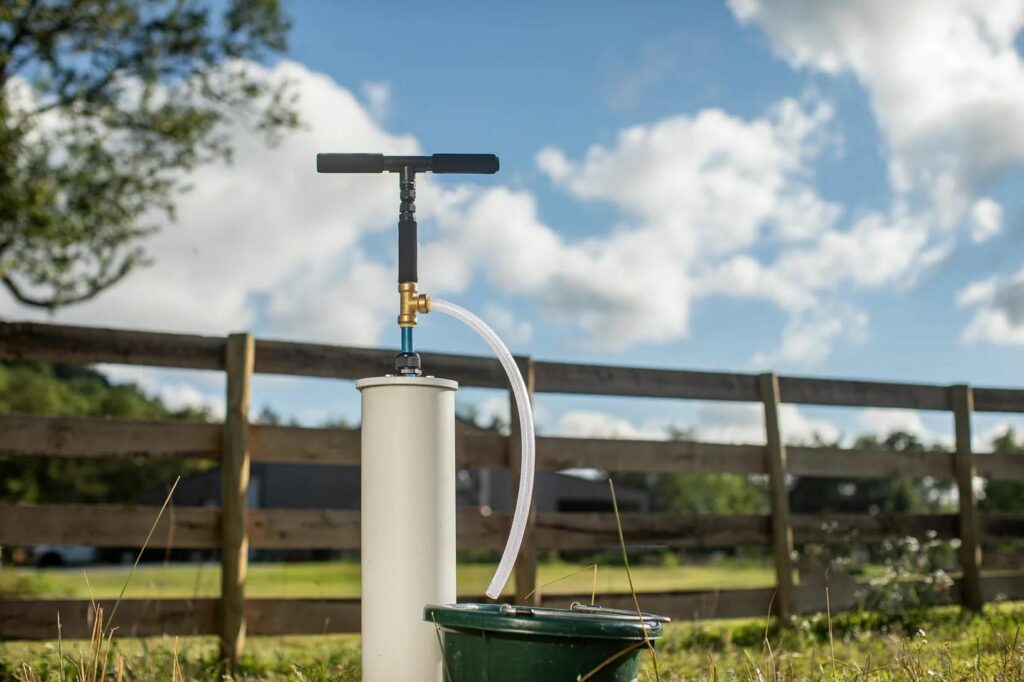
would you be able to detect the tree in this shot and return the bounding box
[0,0,298,309]
[979,428,1024,512]
[618,428,769,515]
[789,431,940,514]
[0,361,213,504]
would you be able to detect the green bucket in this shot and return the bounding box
[424,602,668,681]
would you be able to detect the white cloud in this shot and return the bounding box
[730,0,1024,225]
[694,402,839,445]
[469,395,512,433]
[752,304,867,368]
[428,185,693,348]
[552,410,667,440]
[360,81,390,121]
[958,264,1024,345]
[5,32,1009,373]
[856,408,957,448]
[975,421,1024,452]
[99,365,225,418]
[969,198,1004,243]
[770,211,950,293]
[857,408,930,441]
[429,96,843,350]
[482,304,533,345]
[539,98,838,257]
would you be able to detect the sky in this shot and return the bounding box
[9,0,1024,449]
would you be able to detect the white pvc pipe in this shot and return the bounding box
[431,298,535,600]
[357,375,457,682]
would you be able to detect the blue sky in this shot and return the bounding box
[12,1,1024,448]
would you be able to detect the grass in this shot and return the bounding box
[3,557,776,600]
[4,555,1023,679]
[3,603,1023,680]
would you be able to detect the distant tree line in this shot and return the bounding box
[0,361,214,504]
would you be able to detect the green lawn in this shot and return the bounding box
[9,559,1019,679]
[3,604,1023,680]
[3,557,776,600]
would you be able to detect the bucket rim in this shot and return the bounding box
[424,602,667,641]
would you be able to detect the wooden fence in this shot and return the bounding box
[2,321,1024,661]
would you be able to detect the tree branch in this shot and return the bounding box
[2,256,136,309]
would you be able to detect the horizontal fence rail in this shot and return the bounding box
[5,504,1024,551]
[4,321,1024,409]
[2,320,1024,657]
[4,414,1024,481]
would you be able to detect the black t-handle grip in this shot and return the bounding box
[430,154,499,174]
[316,153,385,173]
[317,153,499,175]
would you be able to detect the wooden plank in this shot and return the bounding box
[534,513,771,550]
[981,573,1024,602]
[7,505,1014,550]
[978,453,1024,482]
[980,513,1024,539]
[510,358,539,605]
[778,375,949,410]
[0,321,224,369]
[533,361,759,401]
[249,510,513,550]
[788,445,953,479]
[953,384,983,612]
[0,504,220,548]
[761,373,794,619]
[250,423,506,468]
[221,333,253,663]
[254,338,508,387]
[0,415,220,459]
[246,598,361,635]
[537,437,765,474]
[458,511,513,551]
[983,552,1024,571]
[0,598,218,640]
[973,387,1024,413]
[250,424,359,465]
[249,509,360,549]
[0,413,992,481]
[4,321,1023,411]
[459,430,509,469]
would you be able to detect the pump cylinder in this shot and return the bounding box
[356,375,458,682]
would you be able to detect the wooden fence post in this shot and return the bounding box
[220,333,254,664]
[952,384,983,612]
[760,372,794,619]
[510,357,538,605]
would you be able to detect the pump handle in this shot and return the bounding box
[316,153,385,174]
[431,154,499,174]
[317,153,499,175]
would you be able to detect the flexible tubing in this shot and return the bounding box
[431,298,535,600]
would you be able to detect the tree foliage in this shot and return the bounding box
[789,431,940,514]
[0,0,298,308]
[0,361,213,503]
[618,428,770,515]
[979,427,1024,512]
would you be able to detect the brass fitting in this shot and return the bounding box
[398,282,431,327]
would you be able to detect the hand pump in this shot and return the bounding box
[317,153,526,682]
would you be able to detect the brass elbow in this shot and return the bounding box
[398,282,431,327]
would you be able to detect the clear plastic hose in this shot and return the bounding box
[431,298,535,600]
